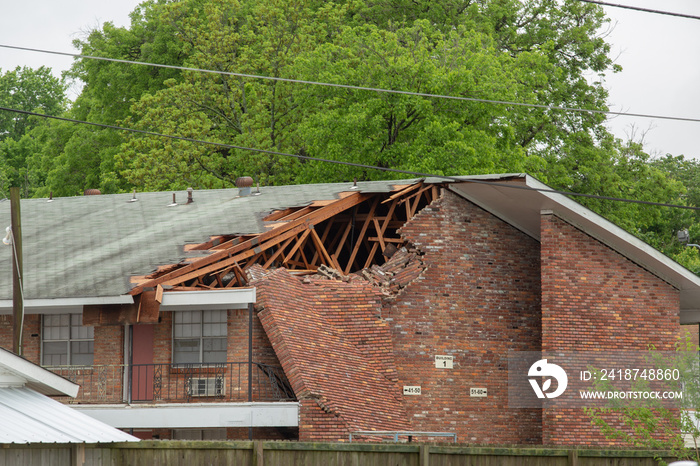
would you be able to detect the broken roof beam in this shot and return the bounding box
[129,181,442,294]
[309,219,336,267]
[283,230,311,266]
[381,182,423,204]
[262,236,296,269]
[343,197,379,275]
[129,191,371,295]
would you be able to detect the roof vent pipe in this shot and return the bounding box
[236,176,254,197]
[186,187,194,204]
[84,189,101,196]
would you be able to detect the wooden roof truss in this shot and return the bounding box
[129,182,442,296]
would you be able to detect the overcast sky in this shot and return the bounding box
[0,1,698,159]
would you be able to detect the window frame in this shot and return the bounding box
[172,310,228,365]
[41,313,95,366]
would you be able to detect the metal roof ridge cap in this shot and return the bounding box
[526,174,700,289]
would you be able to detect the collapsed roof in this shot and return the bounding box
[1,174,699,318]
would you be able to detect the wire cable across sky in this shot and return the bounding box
[1,104,699,212]
[2,43,700,125]
[575,0,700,21]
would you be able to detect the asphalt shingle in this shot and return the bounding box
[0,180,423,300]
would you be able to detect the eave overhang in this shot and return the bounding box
[449,174,700,318]
[160,288,256,311]
[0,295,134,315]
[0,347,78,397]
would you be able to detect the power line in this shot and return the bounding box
[1,104,698,212]
[576,0,700,20]
[3,43,700,125]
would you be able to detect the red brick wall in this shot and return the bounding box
[540,213,680,445]
[0,314,40,362]
[95,325,123,366]
[150,310,281,403]
[298,399,349,442]
[256,269,410,441]
[386,189,543,444]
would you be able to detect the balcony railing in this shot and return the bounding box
[47,362,295,404]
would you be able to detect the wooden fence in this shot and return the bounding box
[0,441,683,466]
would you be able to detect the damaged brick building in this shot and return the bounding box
[0,174,697,444]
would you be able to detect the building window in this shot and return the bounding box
[42,314,94,366]
[172,428,227,440]
[173,310,227,365]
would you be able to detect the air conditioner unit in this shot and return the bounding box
[187,377,225,397]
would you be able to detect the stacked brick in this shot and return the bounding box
[540,213,680,445]
[384,189,543,444]
[253,268,410,442]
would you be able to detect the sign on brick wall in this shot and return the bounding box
[403,386,421,395]
[435,355,454,368]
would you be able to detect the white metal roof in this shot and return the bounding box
[0,386,138,444]
[0,346,77,397]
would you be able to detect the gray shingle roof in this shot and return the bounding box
[0,179,423,300]
[2,173,700,316]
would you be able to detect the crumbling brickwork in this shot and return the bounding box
[255,268,410,442]
[386,189,543,444]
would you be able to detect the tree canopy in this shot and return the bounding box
[0,0,698,268]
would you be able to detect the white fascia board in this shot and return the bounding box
[0,348,78,397]
[73,402,298,429]
[160,288,256,311]
[0,295,134,314]
[527,176,700,297]
[0,371,26,388]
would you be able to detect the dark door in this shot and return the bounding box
[131,324,155,401]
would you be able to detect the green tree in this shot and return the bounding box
[0,66,67,194]
[586,336,700,464]
[0,66,66,142]
[290,20,543,182]
[118,0,347,189]
[353,0,618,165]
[117,0,617,188]
[653,155,700,222]
[57,0,187,194]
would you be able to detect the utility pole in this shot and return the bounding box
[248,301,253,440]
[10,187,23,356]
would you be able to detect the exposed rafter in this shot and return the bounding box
[129,181,443,296]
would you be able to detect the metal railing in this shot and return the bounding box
[349,431,458,443]
[47,362,295,404]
